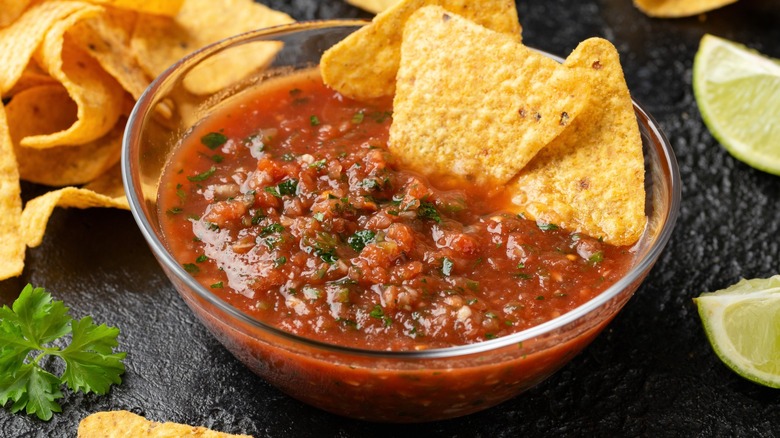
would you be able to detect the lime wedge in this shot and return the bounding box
[694,276,780,388]
[693,34,780,175]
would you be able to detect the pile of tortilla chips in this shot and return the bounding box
[322,0,647,246]
[0,0,293,280]
[78,410,252,437]
[347,0,739,18]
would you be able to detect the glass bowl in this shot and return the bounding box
[123,20,680,423]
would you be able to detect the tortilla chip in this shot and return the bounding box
[130,0,293,94]
[77,410,252,438]
[83,162,127,202]
[0,0,34,28]
[389,7,590,187]
[86,0,185,17]
[634,0,738,17]
[23,8,126,148]
[510,38,646,246]
[182,40,283,96]
[6,85,122,186]
[68,7,151,99]
[0,102,25,281]
[22,186,129,248]
[346,0,401,14]
[0,1,97,94]
[4,64,58,97]
[320,0,522,100]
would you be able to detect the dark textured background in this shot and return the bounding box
[2,0,780,436]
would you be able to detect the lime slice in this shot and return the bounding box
[694,276,780,388]
[693,34,780,175]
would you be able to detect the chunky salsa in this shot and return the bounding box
[158,70,635,351]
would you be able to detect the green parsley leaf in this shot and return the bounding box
[201,132,227,150]
[417,201,442,224]
[588,251,604,264]
[187,166,216,182]
[351,112,364,124]
[0,285,125,421]
[347,230,375,252]
[310,115,320,126]
[537,222,559,231]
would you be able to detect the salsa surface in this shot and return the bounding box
[159,71,635,350]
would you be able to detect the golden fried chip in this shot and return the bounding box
[6,85,122,186]
[68,7,151,99]
[389,7,589,187]
[83,162,127,202]
[23,7,126,148]
[0,102,25,281]
[346,0,400,14]
[22,187,129,248]
[130,0,293,94]
[86,0,185,16]
[634,0,738,17]
[510,38,646,246]
[0,0,34,28]
[77,410,252,438]
[182,40,283,96]
[4,64,58,97]
[320,0,522,100]
[0,1,97,94]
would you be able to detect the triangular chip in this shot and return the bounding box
[509,38,646,246]
[21,186,129,248]
[0,1,97,94]
[0,0,34,28]
[0,101,24,280]
[68,7,151,100]
[130,0,293,94]
[78,410,251,438]
[389,6,590,187]
[86,0,185,16]
[633,0,738,17]
[7,85,123,186]
[321,0,522,100]
[24,6,126,148]
[346,0,401,14]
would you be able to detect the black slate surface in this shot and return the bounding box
[2,0,780,436]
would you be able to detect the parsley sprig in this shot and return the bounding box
[0,285,126,421]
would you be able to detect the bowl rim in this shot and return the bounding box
[122,19,682,360]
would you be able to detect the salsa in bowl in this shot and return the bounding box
[123,20,680,422]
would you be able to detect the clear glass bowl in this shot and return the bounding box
[123,20,681,422]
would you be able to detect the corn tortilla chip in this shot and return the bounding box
[86,0,185,16]
[130,0,293,92]
[389,6,590,187]
[6,85,122,186]
[634,0,738,17]
[22,186,129,248]
[182,40,284,96]
[78,410,252,438]
[0,102,25,280]
[510,38,646,246]
[68,7,151,99]
[82,162,127,202]
[23,8,126,148]
[346,0,401,14]
[321,0,522,100]
[4,65,58,97]
[0,1,97,94]
[0,0,34,28]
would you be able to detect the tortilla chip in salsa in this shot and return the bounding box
[320,0,522,100]
[389,6,590,188]
[509,37,647,246]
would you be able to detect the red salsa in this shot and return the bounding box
[159,71,635,350]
